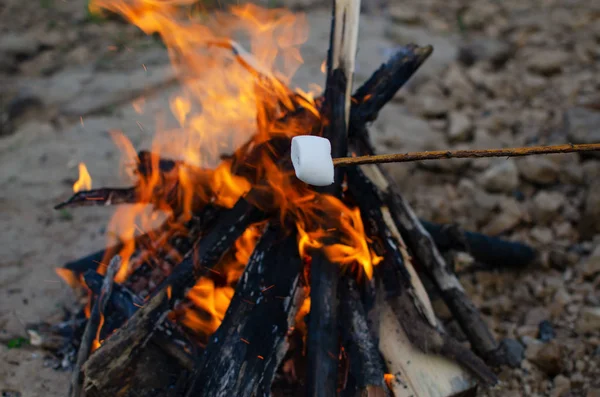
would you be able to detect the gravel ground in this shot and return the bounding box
[1,0,599,396]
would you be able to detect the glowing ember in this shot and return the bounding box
[73,162,92,193]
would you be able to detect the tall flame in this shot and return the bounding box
[73,162,92,192]
[72,0,382,342]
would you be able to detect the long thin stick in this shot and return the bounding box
[333,143,600,166]
[68,256,121,397]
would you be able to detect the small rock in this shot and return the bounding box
[417,95,449,118]
[458,37,515,68]
[566,107,600,145]
[530,191,566,225]
[529,341,564,376]
[530,226,554,245]
[548,250,579,271]
[576,307,600,334]
[481,197,524,235]
[551,375,571,397]
[582,246,600,278]
[526,49,570,76]
[559,162,584,185]
[0,33,39,57]
[538,320,556,342]
[447,112,474,142]
[516,156,560,185]
[442,64,476,105]
[388,6,420,24]
[580,185,600,238]
[524,307,551,326]
[478,160,519,193]
[499,338,525,368]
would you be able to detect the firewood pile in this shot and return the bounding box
[29,0,549,396]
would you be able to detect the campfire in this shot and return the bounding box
[37,0,560,396]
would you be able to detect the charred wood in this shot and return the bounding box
[69,256,121,397]
[54,187,137,210]
[82,196,264,393]
[339,277,387,395]
[420,220,537,269]
[350,131,507,367]
[186,226,305,397]
[306,0,362,393]
[350,44,432,127]
[346,166,497,385]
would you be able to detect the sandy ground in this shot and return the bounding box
[1,0,599,396]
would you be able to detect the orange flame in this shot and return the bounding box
[73,162,92,192]
[59,0,385,345]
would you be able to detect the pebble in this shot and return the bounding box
[388,6,421,24]
[530,191,566,225]
[526,49,571,76]
[0,33,39,57]
[576,307,600,334]
[529,341,564,376]
[581,185,600,238]
[530,226,554,245]
[477,159,519,193]
[582,246,600,278]
[524,307,551,326]
[539,320,556,342]
[551,375,571,397]
[458,37,515,68]
[517,156,560,185]
[566,107,600,146]
[447,111,474,142]
[417,95,450,118]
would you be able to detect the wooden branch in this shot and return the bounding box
[54,187,137,210]
[69,256,121,397]
[349,44,433,126]
[333,143,600,167]
[186,226,305,396]
[346,166,497,386]
[351,129,506,366]
[339,277,386,394]
[421,220,537,269]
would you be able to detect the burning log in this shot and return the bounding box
[306,0,362,393]
[186,225,305,396]
[339,277,387,395]
[69,256,121,397]
[81,196,265,394]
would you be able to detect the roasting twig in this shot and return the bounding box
[333,143,600,167]
[68,256,121,397]
[54,187,137,210]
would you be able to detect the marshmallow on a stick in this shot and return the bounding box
[291,135,335,186]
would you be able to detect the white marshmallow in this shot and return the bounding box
[291,135,335,186]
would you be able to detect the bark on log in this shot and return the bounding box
[69,256,121,397]
[186,226,305,397]
[339,276,387,395]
